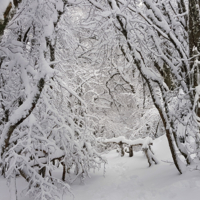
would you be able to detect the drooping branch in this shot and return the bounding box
[0,78,45,158]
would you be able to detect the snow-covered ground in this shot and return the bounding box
[1,135,200,200]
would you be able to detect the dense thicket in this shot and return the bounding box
[1,0,200,199]
[73,0,200,173]
[0,1,106,200]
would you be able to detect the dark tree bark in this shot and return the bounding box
[189,1,200,123]
[62,162,66,181]
[0,78,45,159]
[189,0,200,89]
[129,146,134,157]
[39,167,46,178]
[119,141,125,157]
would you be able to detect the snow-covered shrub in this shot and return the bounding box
[0,1,106,199]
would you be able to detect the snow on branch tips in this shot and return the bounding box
[0,0,106,200]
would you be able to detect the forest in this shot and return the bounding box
[0,0,200,200]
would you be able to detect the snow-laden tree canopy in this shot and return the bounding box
[0,1,106,200]
[1,0,200,199]
[70,0,200,174]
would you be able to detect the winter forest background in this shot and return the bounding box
[1,0,200,200]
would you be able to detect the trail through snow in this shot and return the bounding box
[69,135,200,200]
[1,135,200,200]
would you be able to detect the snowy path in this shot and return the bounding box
[68,135,200,200]
[1,135,200,200]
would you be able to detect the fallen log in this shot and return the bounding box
[98,136,158,167]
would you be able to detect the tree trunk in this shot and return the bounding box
[0,78,45,159]
[129,146,134,157]
[165,129,185,174]
[119,141,124,157]
[143,146,158,167]
[143,148,153,167]
[189,0,200,88]
[62,162,66,181]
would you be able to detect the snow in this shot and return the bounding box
[1,134,200,200]
[103,136,153,146]
[195,85,200,95]
[69,135,200,200]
